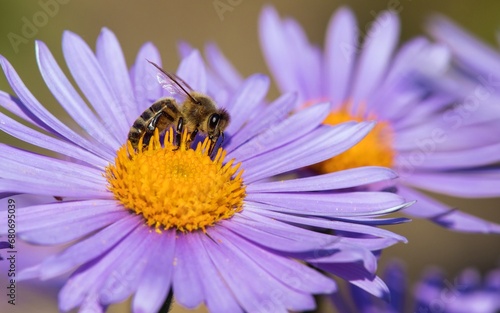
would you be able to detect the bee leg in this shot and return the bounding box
[139,112,164,149]
[186,129,198,149]
[208,132,223,157]
[173,117,184,150]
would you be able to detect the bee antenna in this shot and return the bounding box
[147,60,200,104]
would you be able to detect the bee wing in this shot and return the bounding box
[149,60,200,105]
[156,72,183,95]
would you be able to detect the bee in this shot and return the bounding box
[128,61,230,155]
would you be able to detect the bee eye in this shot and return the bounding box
[209,114,220,130]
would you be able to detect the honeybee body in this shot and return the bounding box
[127,61,230,155]
[128,92,229,153]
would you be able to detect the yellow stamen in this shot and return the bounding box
[105,129,245,232]
[310,102,395,173]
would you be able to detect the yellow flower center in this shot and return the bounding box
[310,102,395,173]
[105,130,245,232]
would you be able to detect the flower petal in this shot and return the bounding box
[187,232,244,313]
[100,226,157,305]
[350,11,399,108]
[40,215,142,279]
[131,42,163,114]
[242,122,374,182]
[205,227,316,312]
[403,168,500,198]
[0,144,105,188]
[247,166,397,192]
[176,50,207,93]
[172,233,204,309]
[0,112,109,168]
[227,92,297,152]
[259,6,300,97]
[58,223,148,311]
[132,230,175,313]
[224,74,270,136]
[227,101,329,160]
[62,31,129,141]
[36,40,120,153]
[96,28,137,126]
[205,42,243,92]
[246,203,406,242]
[317,262,390,300]
[398,185,500,233]
[217,226,336,294]
[324,7,357,105]
[0,56,109,155]
[17,200,127,244]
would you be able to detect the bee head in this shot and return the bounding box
[207,108,230,144]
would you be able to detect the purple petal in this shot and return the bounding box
[397,142,500,171]
[0,112,109,168]
[0,91,51,132]
[40,215,142,279]
[217,226,336,294]
[224,213,340,253]
[243,122,375,183]
[245,203,407,242]
[17,200,128,244]
[131,42,163,114]
[282,18,322,101]
[205,227,317,312]
[228,101,330,161]
[132,230,175,313]
[176,50,207,93]
[100,225,158,305]
[224,74,270,136]
[0,144,105,188]
[324,7,357,105]
[350,11,399,109]
[0,56,110,154]
[96,28,137,126]
[182,232,243,313]
[62,31,129,141]
[0,193,63,209]
[427,15,500,76]
[58,223,148,311]
[227,92,297,152]
[245,191,405,217]
[403,169,500,198]
[259,6,301,96]
[318,262,390,300]
[36,40,120,154]
[398,185,500,233]
[205,43,243,92]
[172,233,204,309]
[248,166,397,192]
[0,179,111,199]
[177,41,194,58]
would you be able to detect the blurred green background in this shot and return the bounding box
[0,1,499,312]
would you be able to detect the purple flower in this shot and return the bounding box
[331,261,500,313]
[257,6,500,234]
[0,28,410,312]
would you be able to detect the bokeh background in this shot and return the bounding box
[0,1,499,312]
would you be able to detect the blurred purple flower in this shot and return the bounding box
[0,28,411,312]
[331,261,500,313]
[255,6,500,234]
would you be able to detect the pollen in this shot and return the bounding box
[105,130,245,232]
[310,102,395,173]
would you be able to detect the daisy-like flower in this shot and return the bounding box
[426,15,500,134]
[0,28,410,312]
[331,261,500,313]
[257,6,500,233]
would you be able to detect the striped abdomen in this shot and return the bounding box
[128,98,180,150]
